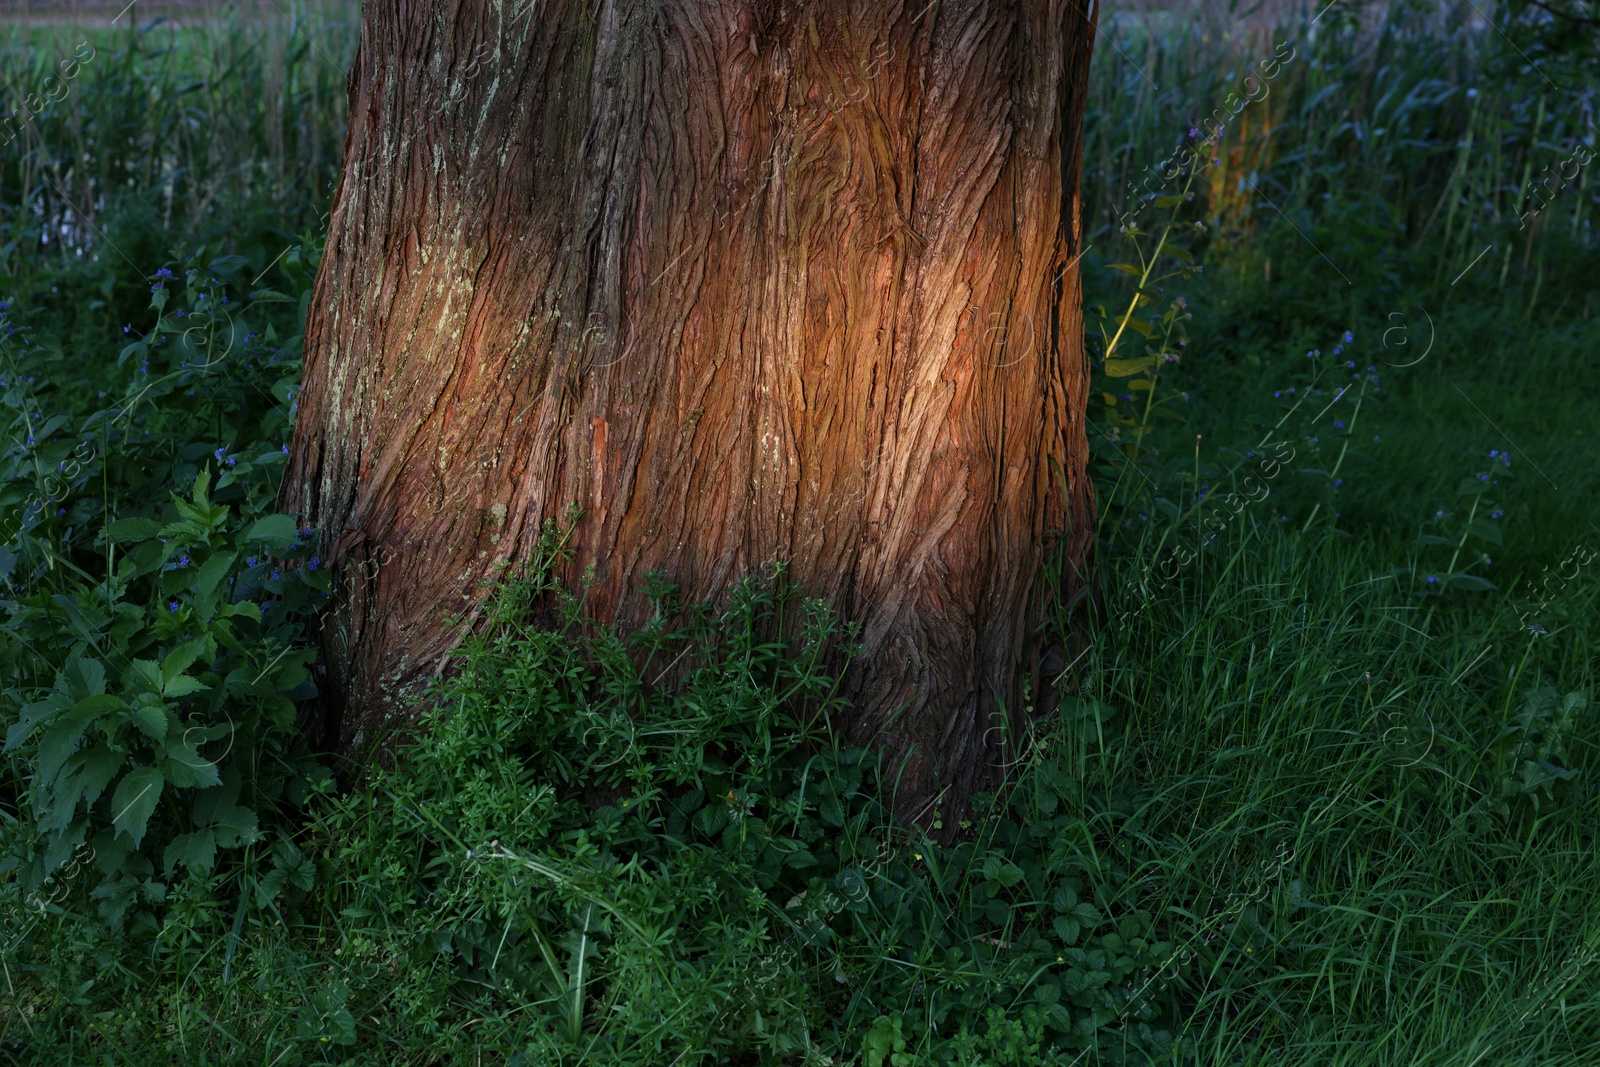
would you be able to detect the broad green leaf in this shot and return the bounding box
[37,702,111,787]
[192,467,212,507]
[132,703,171,743]
[1103,356,1158,377]
[1466,521,1504,545]
[1445,573,1496,592]
[163,636,212,689]
[1106,262,1143,277]
[244,514,298,550]
[62,656,108,700]
[6,692,73,750]
[125,659,165,695]
[105,517,162,542]
[247,289,297,304]
[159,740,223,789]
[163,829,217,875]
[76,743,125,808]
[163,676,209,699]
[111,767,164,846]
[194,551,235,615]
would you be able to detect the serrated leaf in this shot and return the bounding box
[37,701,112,787]
[163,829,217,875]
[76,743,125,809]
[1054,916,1083,945]
[163,676,210,699]
[125,659,165,695]
[163,637,211,689]
[132,703,171,743]
[255,866,289,906]
[160,739,223,789]
[6,692,73,751]
[106,517,163,542]
[63,656,108,700]
[111,767,164,846]
[191,467,212,507]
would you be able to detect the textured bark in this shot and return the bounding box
[282,0,1098,826]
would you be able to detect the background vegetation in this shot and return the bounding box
[2,1,1596,1063]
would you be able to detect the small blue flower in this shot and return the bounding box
[1342,331,1353,343]
[155,267,173,278]
[1333,420,1345,428]
[1426,575,1437,584]
[214,447,226,462]
[1374,435,1380,442]
[226,455,236,467]
[281,443,289,453]
[308,556,319,570]
[176,310,185,318]
[57,507,66,516]
[1435,510,1444,517]
[1274,391,1281,398]
[123,324,131,334]
[1333,479,1343,488]
[168,599,180,611]
[271,569,280,579]
[1490,510,1502,519]
[1346,361,1355,369]
[246,556,257,567]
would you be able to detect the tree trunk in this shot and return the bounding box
[281,0,1098,828]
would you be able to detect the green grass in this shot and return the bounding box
[2,2,1598,1064]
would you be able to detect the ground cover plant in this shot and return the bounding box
[2,1,1598,1064]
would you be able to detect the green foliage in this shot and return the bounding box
[3,6,1599,1067]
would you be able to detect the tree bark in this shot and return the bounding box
[281,0,1098,828]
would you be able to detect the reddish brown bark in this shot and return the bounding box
[282,0,1098,826]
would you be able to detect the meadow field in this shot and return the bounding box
[2,1,1597,1063]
